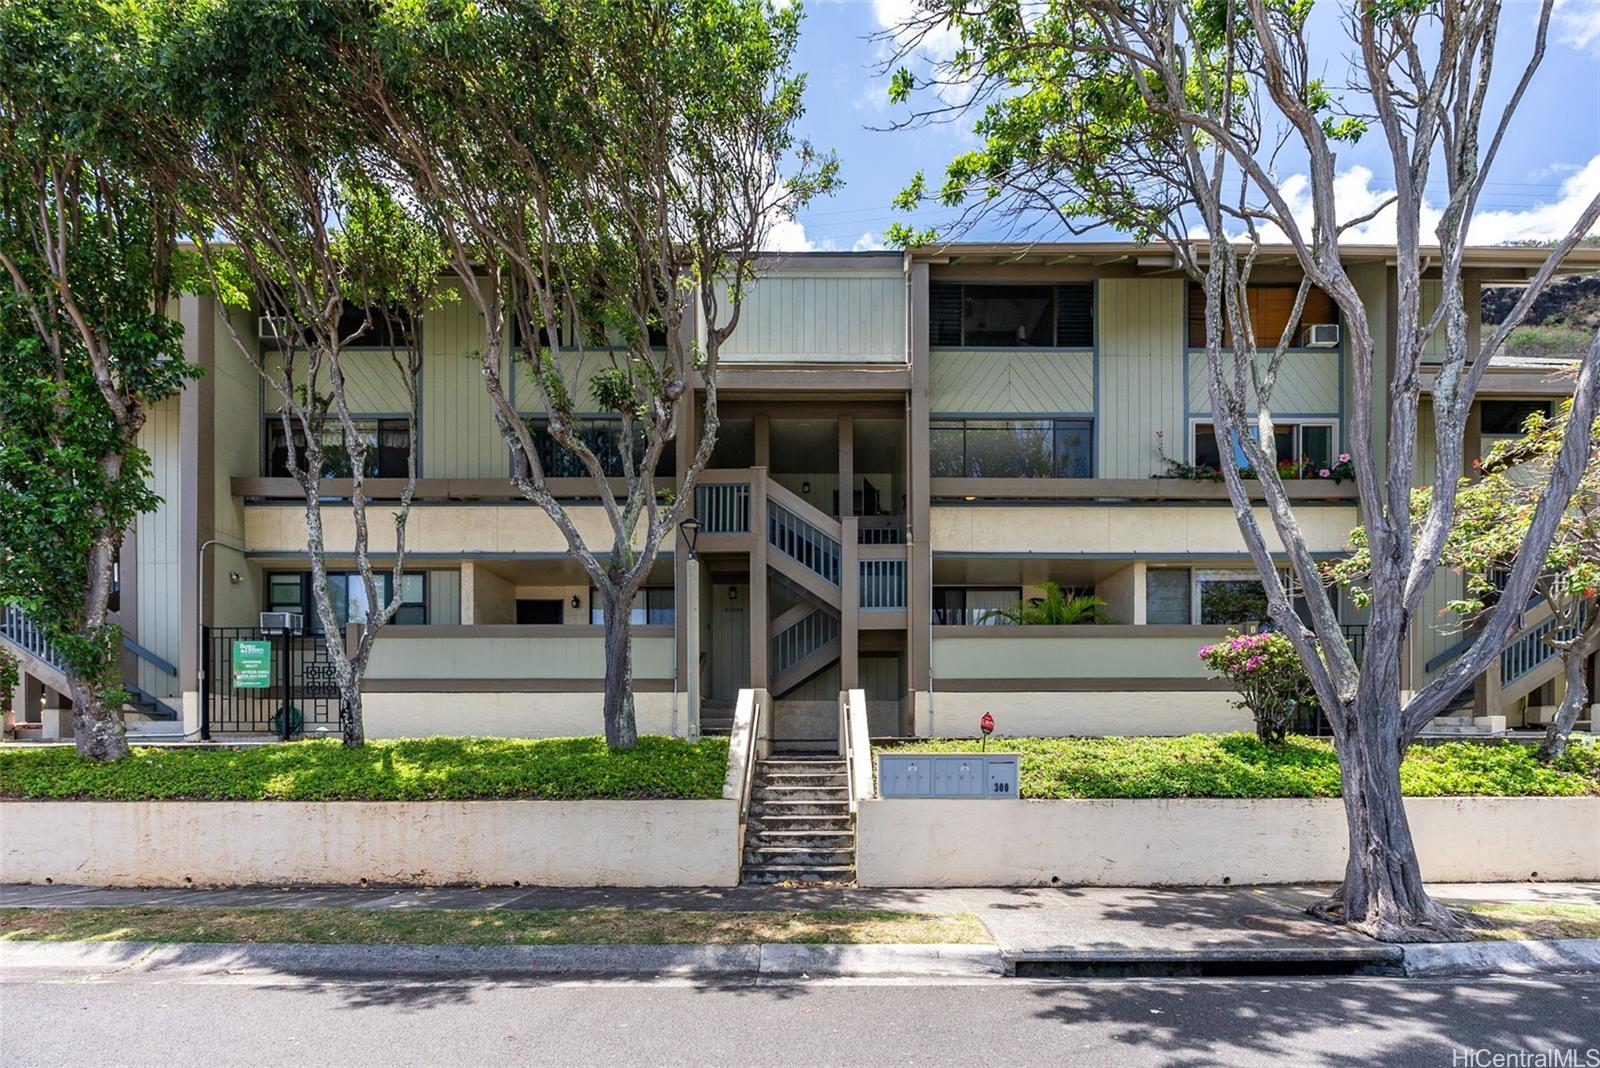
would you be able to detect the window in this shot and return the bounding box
[267,418,411,479]
[264,300,413,349]
[932,587,1022,625]
[590,587,674,625]
[519,417,677,479]
[265,571,426,632]
[516,599,564,624]
[930,419,1094,478]
[1480,400,1552,436]
[1191,420,1336,475]
[1145,569,1192,625]
[1187,284,1338,349]
[929,283,1094,347]
[1196,569,1272,626]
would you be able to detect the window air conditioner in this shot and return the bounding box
[259,611,303,634]
[1303,323,1340,348]
[258,315,292,341]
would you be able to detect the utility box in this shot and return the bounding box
[877,753,1020,799]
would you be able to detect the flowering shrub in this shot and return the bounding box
[1154,432,1359,484]
[1198,630,1318,745]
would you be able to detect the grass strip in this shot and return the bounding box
[0,736,729,801]
[0,907,991,946]
[1457,903,1600,941]
[880,734,1600,799]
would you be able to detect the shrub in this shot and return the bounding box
[0,736,729,801]
[1198,630,1317,744]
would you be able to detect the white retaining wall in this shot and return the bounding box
[856,796,1600,887]
[0,800,740,887]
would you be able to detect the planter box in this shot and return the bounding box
[0,800,740,888]
[856,796,1600,887]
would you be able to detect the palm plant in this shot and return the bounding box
[994,582,1105,625]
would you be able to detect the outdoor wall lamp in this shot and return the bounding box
[728,586,738,601]
[570,595,581,610]
[678,516,702,561]
[801,480,811,495]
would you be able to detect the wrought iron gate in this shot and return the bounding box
[202,626,340,738]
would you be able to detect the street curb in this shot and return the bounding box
[0,940,1004,980]
[1401,938,1600,977]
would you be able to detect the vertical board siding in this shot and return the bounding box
[135,395,182,699]
[261,349,414,414]
[1186,350,1342,415]
[717,272,906,362]
[421,283,512,477]
[1411,400,1463,681]
[929,350,1094,413]
[511,349,617,414]
[1098,279,1185,477]
[428,569,462,626]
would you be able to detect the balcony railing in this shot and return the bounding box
[695,482,751,534]
[859,559,907,610]
[768,501,841,586]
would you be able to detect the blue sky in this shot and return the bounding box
[774,0,1600,250]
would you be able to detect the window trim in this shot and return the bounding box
[263,415,417,479]
[929,281,1096,350]
[1188,417,1339,472]
[263,570,429,632]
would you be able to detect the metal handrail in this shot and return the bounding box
[1,605,65,671]
[771,609,839,676]
[768,501,841,585]
[1501,601,1587,686]
[122,636,178,677]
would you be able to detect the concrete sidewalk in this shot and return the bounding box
[6,881,1594,974]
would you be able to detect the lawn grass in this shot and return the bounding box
[0,907,990,946]
[1459,903,1600,941]
[0,736,728,801]
[878,734,1600,799]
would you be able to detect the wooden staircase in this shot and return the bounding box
[762,484,843,699]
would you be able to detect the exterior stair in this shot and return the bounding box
[741,756,856,885]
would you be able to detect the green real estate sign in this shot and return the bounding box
[231,640,272,689]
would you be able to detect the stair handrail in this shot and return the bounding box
[764,479,842,540]
[723,688,769,863]
[839,687,872,814]
[770,608,840,677]
[1,604,65,671]
[122,636,178,677]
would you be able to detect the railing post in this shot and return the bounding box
[750,469,769,690]
[841,517,859,689]
[200,625,211,741]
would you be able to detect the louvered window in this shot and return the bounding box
[928,282,1094,347]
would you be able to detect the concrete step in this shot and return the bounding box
[758,758,847,769]
[749,799,852,817]
[746,814,854,834]
[752,831,857,844]
[744,846,857,867]
[759,771,847,787]
[753,786,848,802]
[740,863,856,885]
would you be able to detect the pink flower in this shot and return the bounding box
[1338,453,1350,463]
[1318,468,1331,478]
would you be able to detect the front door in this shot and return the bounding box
[709,584,751,700]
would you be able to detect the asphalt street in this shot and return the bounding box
[3,970,1597,1068]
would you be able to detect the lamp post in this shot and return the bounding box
[678,517,702,740]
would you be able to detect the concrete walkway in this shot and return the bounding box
[6,882,1593,970]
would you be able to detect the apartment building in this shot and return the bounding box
[5,242,1596,745]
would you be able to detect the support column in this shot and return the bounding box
[685,555,701,740]
[905,261,931,737]
[178,294,216,737]
[753,415,770,469]
[841,516,859,689]
[749,467,769,690]
[838,415,854,519]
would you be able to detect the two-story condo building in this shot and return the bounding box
[6,242,1597,747]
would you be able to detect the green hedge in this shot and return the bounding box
[879,734,1600,799]
[0,736,729,801]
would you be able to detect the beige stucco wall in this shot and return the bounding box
[244,502,645,555]
[857,796,1600,887]
[930,503,1357,555]
[363,690,689,739]
[363,629,674,681]
[919,690,1248,737]
[934,631,1217,681]
[1,798,738,887]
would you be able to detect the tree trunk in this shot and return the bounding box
[69,676,128,762]
[1536,649,1589,764]
[1311,693,1472,942]
[601,594,638,751]
[340,689,365,749]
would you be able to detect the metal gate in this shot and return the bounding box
[202,626,340,738]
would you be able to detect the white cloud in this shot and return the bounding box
[1554,0,1600,54]
[763,215,822,252]
[872,0,972,106]
[851,230,886,251]
[1252,154,1600,246]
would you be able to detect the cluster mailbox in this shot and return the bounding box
[877,753,1020,798]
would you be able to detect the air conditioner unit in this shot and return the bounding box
[1303,323,1340,348]
[259,611,303,634]
[258,315,293,342]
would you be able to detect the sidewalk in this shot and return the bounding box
[5,881,1595,977]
